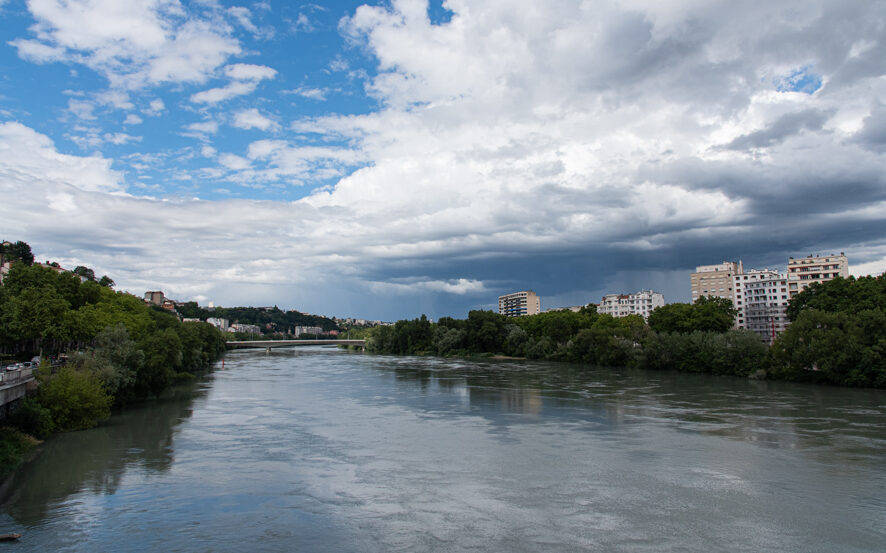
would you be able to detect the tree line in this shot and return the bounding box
[176,302,339,335]
[1,257,226,477]
[366,277,886,389]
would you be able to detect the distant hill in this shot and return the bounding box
[176,303,339,334]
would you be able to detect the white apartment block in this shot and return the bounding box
[598,290,664,320]
[206,317,230,331]
[690,261,743,304]
[499,290,541,317]
[742,275,792,345]
[294,325,324,337]
[733,268,780,329]
[787,253,849,298]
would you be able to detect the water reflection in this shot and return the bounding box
[1,380,208,523]
[370,355,886,463]
[2,350,884,553]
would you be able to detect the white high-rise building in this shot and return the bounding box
[732,268,781,329]
[498,291,541,317]
[742,274,792,345]
[598,290,664,320]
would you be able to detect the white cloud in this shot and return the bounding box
[218,153,251,171]
[283,86,329,101]
[11,0,241,89]
[190,81,259,104]
[224,63,276,82]
[186,120,219,135]
[103,132,141,145]
[67,98,96,120]
[190,63,277,104]
[124,114,143,125]
[232,108,278,131]
[4,2,886,319]
[146,98,165,114]
[0,122,123,193]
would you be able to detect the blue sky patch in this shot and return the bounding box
[775,66,823,94]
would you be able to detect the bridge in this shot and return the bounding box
[0,368,37,419]
[226,339,366,352]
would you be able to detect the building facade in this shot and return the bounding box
[787,254,849,298]
[732,268,780,329]
[498,291,541,317]
[598,290,664,320]
[294,325,324,337]
[144,291,165,305]
[742,275,792,345]
[690,261,743,304]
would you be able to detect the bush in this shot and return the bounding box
[0,427,40,480]
[37,366,112,431]
[8,397,55,439]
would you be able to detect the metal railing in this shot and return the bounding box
[0,368,35,386]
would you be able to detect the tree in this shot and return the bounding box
[37,366,112,431]
[136,328,182,397]
[648,297,736,334]
[786,275,886,321]
[691,296,737,333]
[74,324,143,397]
[647,303,694,333]
[98,275,115,288]
[1,240,34,265]
[73,265,96,281]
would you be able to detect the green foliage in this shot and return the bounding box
[137,328,182,397]
[786,275,886,321]
[37,366,113,431]
[176,302,339,334]
[73,265,96,281]
[648,296,737,334]
[770,309,886,387]
[8,397,56,439]
[1,240,34,265]
[72,324,143,397]
[771,276,886,388]
[0,428,40,480]
[368,304,768,381]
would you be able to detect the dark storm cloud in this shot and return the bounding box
[719,109,832,150]
[853,105,886,151]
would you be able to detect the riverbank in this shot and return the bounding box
[0,429,39,484]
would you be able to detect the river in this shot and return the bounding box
[2,347,885,552]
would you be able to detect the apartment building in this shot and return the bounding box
[598,290,664,320]
[742,275,792,345]
[732,268,780,329]
[690,261,743,304]
[144,291,165,305]
[498,290,541,317]
[787,253,849,298]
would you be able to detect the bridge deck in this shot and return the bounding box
[226,339,365,349]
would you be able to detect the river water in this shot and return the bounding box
[2,348,885,552]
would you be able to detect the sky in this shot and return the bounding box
[1,0,885,321]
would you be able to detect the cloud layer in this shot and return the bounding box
[3,0,886,319]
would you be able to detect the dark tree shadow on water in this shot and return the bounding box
[1,380,211,525]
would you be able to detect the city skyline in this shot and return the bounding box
[2,0,885,320]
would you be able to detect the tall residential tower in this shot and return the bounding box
[498,291,541,317]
